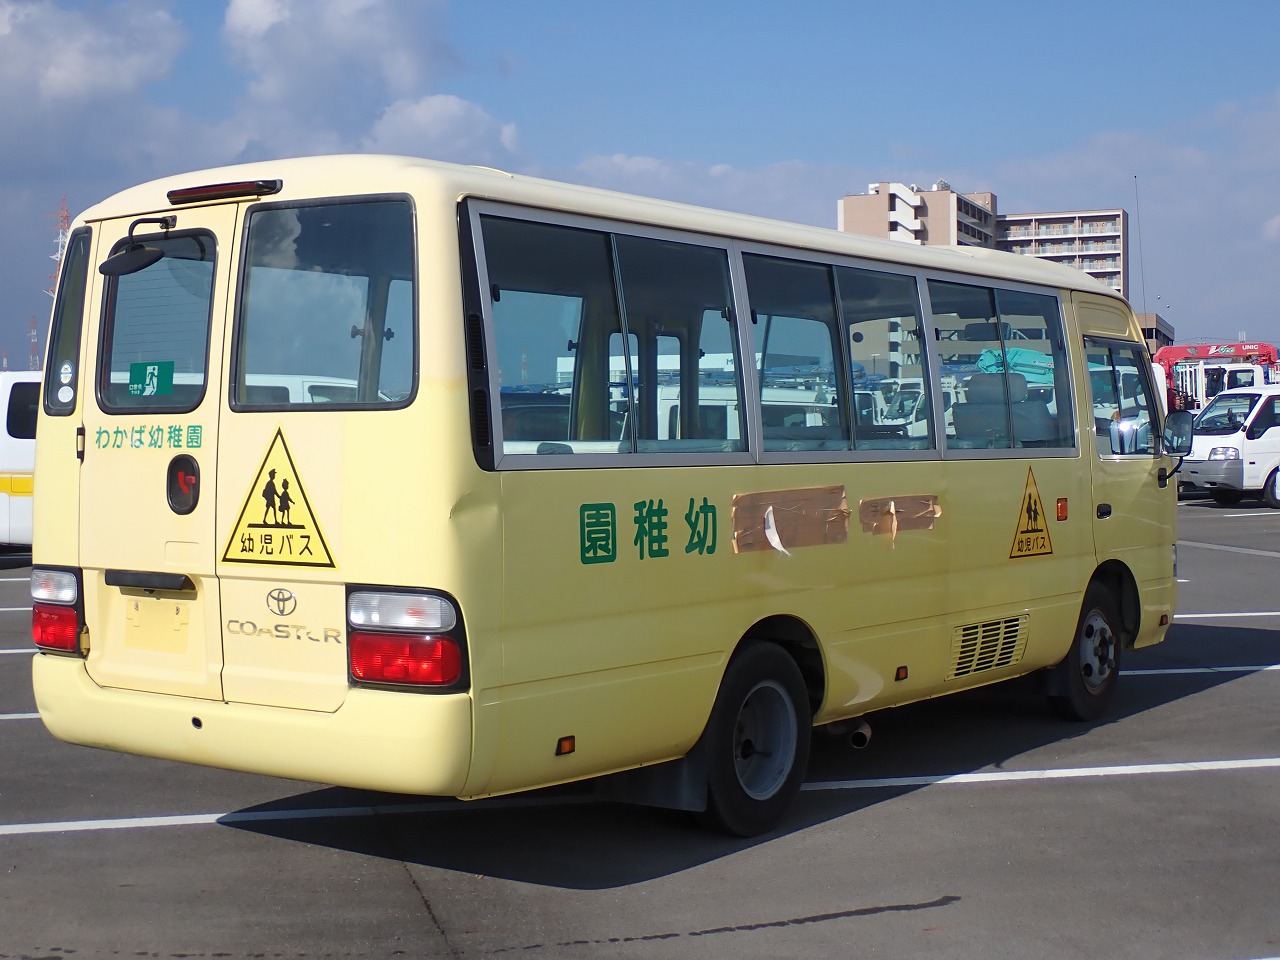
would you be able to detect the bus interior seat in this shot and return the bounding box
[952,372,1060,448]
[951,372,1012,446]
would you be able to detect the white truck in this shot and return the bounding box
[0,371,39,547]
[1181,383,1280,506]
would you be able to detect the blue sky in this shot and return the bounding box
[3,0,1280,367]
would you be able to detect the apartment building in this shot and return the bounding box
[838,181,997,247]
[838,183,1131,301]
[997,209,1128,300]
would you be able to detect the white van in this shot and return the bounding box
[1181,384,1280,506]
[0,371,40,546]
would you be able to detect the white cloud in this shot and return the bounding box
[0,0,193,183]
[0,0,183,111]
[574,153,858,228]
[223,0,451,106]
[361,94,521,166]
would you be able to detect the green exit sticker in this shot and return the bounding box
[128,361,175,397]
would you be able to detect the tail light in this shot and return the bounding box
[349,633,461,685]
[346,589,466,689]
[31,567,86,656]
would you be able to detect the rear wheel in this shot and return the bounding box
[1263,470,1280,510]
[698,643,810,837]
[1210,488,1244,505]
[1050,582,1122,721]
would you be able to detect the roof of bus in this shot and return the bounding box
[77,153,1120,298]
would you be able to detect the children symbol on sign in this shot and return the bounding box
[223,427,335,568]
[261,469,279,524]
[277,479,293,526]
[1025,493,1041,533]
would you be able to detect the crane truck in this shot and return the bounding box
[1152,342,1280,412]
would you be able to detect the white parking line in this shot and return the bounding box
[0,648,34,655]
[3,757,1277,837]
[0,606,31,612]
[1175,611,1280,619]
[0,713,38,721]
[802,758,1280,793]
[1178,540,1280,559]
[1125,665,1279,675]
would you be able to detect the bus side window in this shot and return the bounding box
[482,216,624,454]
[44,228,91,417]
[930,281,1073,451]
[614,235,744,453]
[482,215,746,457]
[836,265,932,450]
[931,283,1011,449]
[743,254,850,453]
[994,289,1073,448]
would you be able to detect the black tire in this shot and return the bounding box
[1210,488,1245,506]
[698,643,811,837]
[1050,582,1122,721]
[1263,470,1280,510]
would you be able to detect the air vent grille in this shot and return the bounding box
[471,390,491,448]
[948,616,1027,680]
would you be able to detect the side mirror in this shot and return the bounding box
[1158,410,1194,489]
[1162,410,1194,456]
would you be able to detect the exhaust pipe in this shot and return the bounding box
[848,719,872,750]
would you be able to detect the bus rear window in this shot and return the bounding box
[233,198,415,408]
[99,233,215,413]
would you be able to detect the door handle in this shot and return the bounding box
[1096,503,1112,519]
[105,569,196,592]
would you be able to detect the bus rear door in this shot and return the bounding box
[79,208,236,701]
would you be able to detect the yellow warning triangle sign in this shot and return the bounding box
[1009,467,1053,559]
[222,428,335,567]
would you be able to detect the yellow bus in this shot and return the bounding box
[30,156,1194,835]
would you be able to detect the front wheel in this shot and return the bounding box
[1210,488,1244,505]
[1263,470,1280,510]
[1050,583,1122,721]
[698,643,811,837]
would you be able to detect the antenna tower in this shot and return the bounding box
[35,196,70,370]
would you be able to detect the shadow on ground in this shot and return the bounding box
[224,621,1274,888]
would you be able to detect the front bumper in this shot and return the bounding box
[1181,457,1245,491]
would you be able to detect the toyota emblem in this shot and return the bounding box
[266,588,297,617]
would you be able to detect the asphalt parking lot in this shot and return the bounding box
[1,500,1277,959]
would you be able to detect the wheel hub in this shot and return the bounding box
[732,680,797,801]
[1079,614,1116,693]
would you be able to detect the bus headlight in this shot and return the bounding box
[1207,446,1241,460]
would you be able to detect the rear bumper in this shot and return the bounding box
[32,653,473,796]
